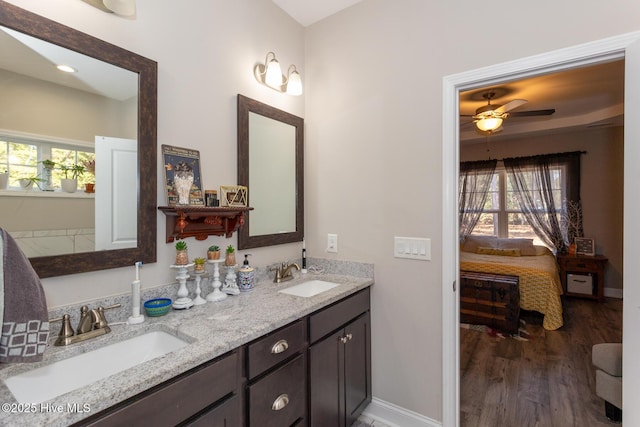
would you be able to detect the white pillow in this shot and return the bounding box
[497,238,537,256]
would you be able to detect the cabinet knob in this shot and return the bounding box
[271,394,289,411]
[339,333,353,344]
[271,339,289,354]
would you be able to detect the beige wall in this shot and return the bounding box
[304,0,639,421]
[4,0,640,424]
[461,127,624,293]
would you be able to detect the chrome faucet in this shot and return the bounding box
[271,262,300,283]
[51,304,121,346]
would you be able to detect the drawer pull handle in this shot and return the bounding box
[271,339,289,354]
[272,394,289,411]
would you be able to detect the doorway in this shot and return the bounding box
[442,32,640,427]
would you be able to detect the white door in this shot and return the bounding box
[442,32,640,426]
[95,136,137,251]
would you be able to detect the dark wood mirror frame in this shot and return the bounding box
[0,2,157,278]
[237,94,303,249]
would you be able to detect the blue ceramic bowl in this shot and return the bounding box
[144,298,172,317]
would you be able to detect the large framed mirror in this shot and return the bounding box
[237,95,303,249]
[0,3,157,278]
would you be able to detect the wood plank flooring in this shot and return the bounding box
[460,297,622,427]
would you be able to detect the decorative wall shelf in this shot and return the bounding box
[158,206,253,243]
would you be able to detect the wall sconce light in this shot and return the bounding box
[81,0,136,17]
[254,52,303,96]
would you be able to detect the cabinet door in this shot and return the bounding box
[309,329,345,427]
[344,313,371,426]
[184,394,241,427]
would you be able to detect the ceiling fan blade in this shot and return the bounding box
[508,108,556,117]
[495,99,527,113]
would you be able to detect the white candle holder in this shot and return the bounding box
[191,270,207,305]
[206,259,227,302]
[170,263,194,309]
[223,264,239,295]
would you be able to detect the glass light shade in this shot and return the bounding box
[103,0,136,16]
[476,117,503,132]
[265,59,283,89]
[286,70,302,96]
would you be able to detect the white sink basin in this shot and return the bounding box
[4,330,189,404]
[278,280,340,297]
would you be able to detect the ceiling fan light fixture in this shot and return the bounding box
[476,117,503,132]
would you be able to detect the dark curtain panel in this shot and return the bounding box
[503,151,582,253]
[459,159,497,240]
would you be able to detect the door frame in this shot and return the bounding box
[442,31,640,427]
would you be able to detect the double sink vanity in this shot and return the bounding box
[0,272,373,426]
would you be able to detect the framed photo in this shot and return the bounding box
[220,185,248,207]
[575,237,595,256]
[162,144,204,206]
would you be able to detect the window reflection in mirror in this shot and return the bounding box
[0,22,139,258]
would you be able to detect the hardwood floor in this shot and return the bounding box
[460,297,622,427]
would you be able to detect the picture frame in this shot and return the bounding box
[162,144,204,206]
[575,237,595,256]
[220,185,248,207]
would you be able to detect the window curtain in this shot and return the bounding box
[459,159,497,241]
[503,151,582,253]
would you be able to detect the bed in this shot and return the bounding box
[460,235,564,330]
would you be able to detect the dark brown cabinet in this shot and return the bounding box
[309,289,372,427]
[77,350,242,427]
[246,319,308,426]
[73,287,372,427]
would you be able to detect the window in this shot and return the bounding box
[0,135,94,190]
[470,164,566,247]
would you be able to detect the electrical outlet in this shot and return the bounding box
[394,237,431,260]
[327,234,338,253]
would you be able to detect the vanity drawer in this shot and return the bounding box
[310,288,370,344]
[82,350,239,426]
[248,353,306,427]
[247,319,306,379]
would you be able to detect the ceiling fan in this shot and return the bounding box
[462,91,556,134]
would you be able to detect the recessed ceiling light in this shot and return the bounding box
[56,64,77,73]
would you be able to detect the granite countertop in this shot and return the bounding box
[0,272,373,426]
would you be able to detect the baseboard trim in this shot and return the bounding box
[605,287,623,299]
[361,397,441,427]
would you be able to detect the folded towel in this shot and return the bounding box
[0,228,49,363]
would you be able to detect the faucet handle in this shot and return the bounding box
[50,314,74,338]
[94,304,122,329]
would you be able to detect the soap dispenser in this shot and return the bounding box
[238,254,255,292]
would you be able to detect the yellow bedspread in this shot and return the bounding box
[460,251,564,330]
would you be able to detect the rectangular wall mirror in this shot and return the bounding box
[0,3,157,278]
[237,94,303,249]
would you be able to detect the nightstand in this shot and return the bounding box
[556,253,608,301]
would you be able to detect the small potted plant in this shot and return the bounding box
[175,240,188,265]
[207,245,221,260]
[193,257,206,272]
[59,163,86,193]
[17,176,44,190]
[225,245,236,266]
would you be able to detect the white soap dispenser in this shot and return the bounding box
[238,254,255,292]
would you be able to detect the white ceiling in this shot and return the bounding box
[272,0,364,27]
[460,60,624,143]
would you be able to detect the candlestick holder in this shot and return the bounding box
[191,270,207,305]
[206,258,227,302]
[223,264,239,295]
[170,263,194,309]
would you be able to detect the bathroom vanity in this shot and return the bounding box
[0,273,372,427]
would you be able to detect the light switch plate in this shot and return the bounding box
[394,237,431,261]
